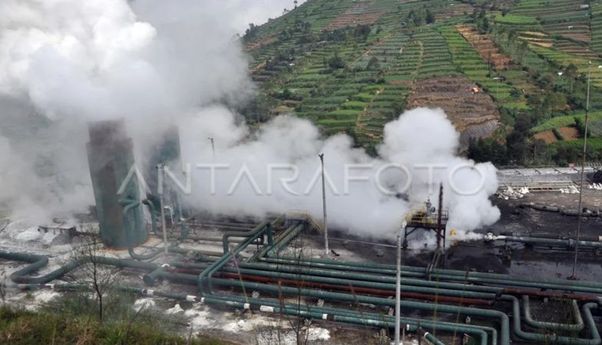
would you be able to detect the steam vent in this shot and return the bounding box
[86,120,147,248]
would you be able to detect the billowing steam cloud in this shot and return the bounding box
[0,0,500,240]
[0,0,251,221]
[179,106,500,240]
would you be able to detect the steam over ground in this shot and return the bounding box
[0,0,500,240]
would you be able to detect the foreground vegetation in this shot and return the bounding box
[0,306,228,345]
[0,290,230,345]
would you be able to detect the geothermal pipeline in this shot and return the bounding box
[2,214,602,345]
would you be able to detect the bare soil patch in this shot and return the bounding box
[558,126,580,140]
[534,130,558,144]
[406,76,500,146]
[456,24,512,70]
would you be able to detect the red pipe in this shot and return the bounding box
[218,272,493,306]
[167,268,598,302]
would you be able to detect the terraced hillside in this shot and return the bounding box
[242,0,602,163]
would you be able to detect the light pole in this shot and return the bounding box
[395,220,407,345]
[318,153,329,256]
[157,163,169,255]
[570,62,598,279]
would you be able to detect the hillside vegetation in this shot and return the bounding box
[242,0,602,165]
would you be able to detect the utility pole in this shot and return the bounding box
[395,220,407,345]
[157,164,169,255]
[438,183,444,251]
[208,137,215,159]
[571,62,592,279]
[318,153,329,256]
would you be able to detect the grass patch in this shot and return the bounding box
[0,306,229,345]
[495,14,539,25]
[552,137,602,152]
[532,111,602,133]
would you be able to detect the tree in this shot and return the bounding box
[354,24,371,41]
[366,56,380,71]
[564,63,578,92]
[76,237,118,322]
[510,88,522,99]
[506,115,532,164]
[475,9,490,34]
[244,23,259,42]
[327,53,346,70]
[536,73,555,91]
[468,137,508,165]
[426,9,435,24]
[515,40,528,64]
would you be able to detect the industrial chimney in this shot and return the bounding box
[86,120,147,248]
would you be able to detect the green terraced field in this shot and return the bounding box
[243,0,602,154]
[532,111,602,134]
[495,14,539,26]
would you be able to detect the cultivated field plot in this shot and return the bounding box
[324,0,384,31]
[245,0,602,147]
[509,0,592,44]
[593,2,602,54]
[440,26,524,110]
[456,24,512,70]
[518,31,553,48]
[529,45,602,88]
[494,13,542,32]
[406,76,500,146]
[532,110,602,133]
[413,27,459,80]
[434,2,473,21]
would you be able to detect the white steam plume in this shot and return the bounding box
[0,0,500,241]
[179,106,500,240]
[0,0,251,220]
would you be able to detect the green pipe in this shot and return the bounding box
[145,269,497,343]
[121,198,164,261]
[253,218,303,258]
[258,256,602,295]
[144,262,212,286]
[430,269,602,289]
[222,266,497,300]
[503,295,601,345]
[204,293,491,345]
[262,254,602,291]
[203,294,486,345]
[199,221,272,294]
[240,262,503,294]
[523,295,584,332]
[26,283,491,345]
[222,223,272,254]
[145,269,497,344]
[7,254,156,284]
[493,235,602,249]
[259,256,426,277]
[0,251,49,283]
[425,332,446,345]
[266,222,305,257]
[431,273,602,295]
[209,277,509,345]
[142,199,160,237]
[143,266,165,285]
[255,222,602,295]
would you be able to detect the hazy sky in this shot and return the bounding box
[222,0,307,34]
